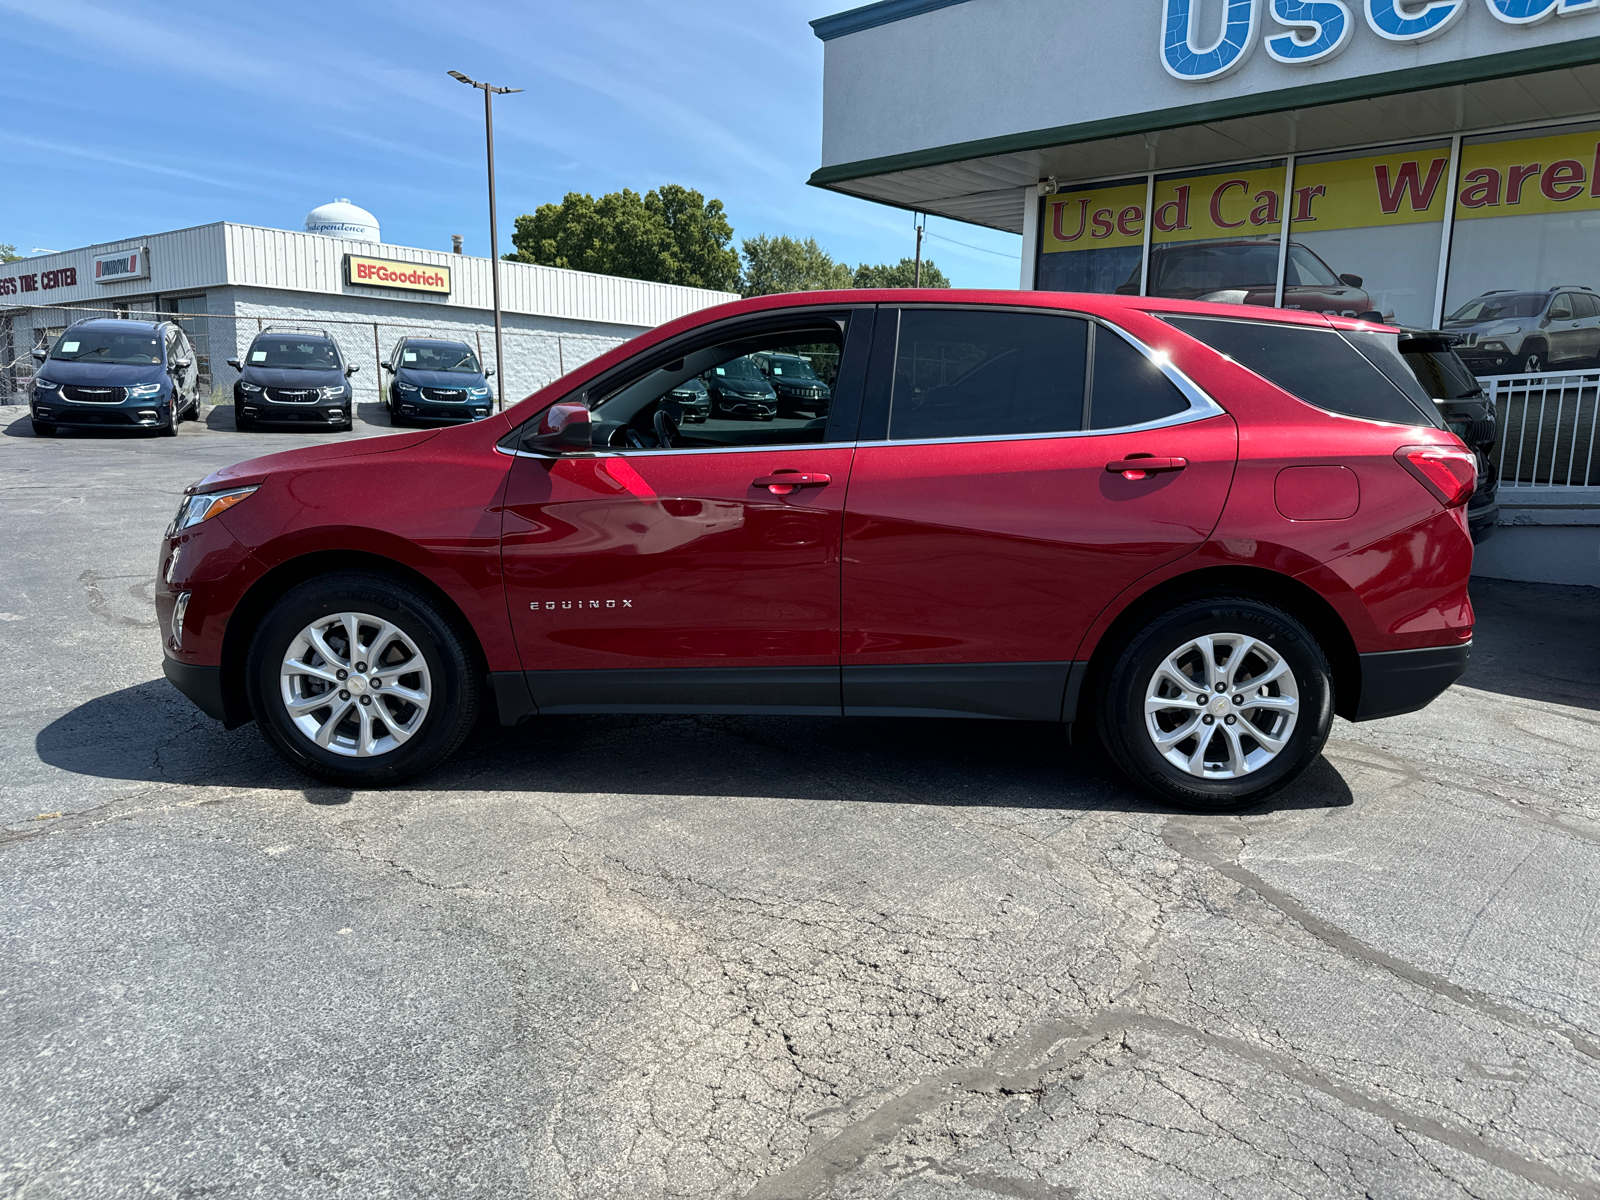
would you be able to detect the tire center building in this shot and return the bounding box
[812,0,1600,585]
[0,214,735,413]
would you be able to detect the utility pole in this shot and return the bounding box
[449,70,522,412]
[913,213,925,288]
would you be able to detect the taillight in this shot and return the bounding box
[1395,444,1476,508]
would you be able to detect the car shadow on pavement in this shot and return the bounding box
[1463,577,1600,712]
[34,678,1353,815]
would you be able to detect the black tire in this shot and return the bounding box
[1517,347,1545,375]
[234,410,253,432]
[246,572,481,787]
[1096,596,1334,811]
[159,398,179,437]
[31,418,55,437]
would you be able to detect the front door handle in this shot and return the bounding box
[754,471,831,495]
[1106,456,1188,480]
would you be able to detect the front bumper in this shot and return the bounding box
[1352,642,1471,721]
[395,397,492,423]
[718,397,777,418]
[163,657,230,723]
[239,400,349,426]
[33,397,172,428]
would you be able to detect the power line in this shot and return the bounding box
[925,229,1018,259]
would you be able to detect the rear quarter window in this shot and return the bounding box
[1165,315,1443,428]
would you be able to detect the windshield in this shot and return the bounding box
[713,357,767,386]
[1154,243,1280,292]
[1287,245,1341,287]
[51,329,161,364]
[1448,293,1547,322]
[400,342,480,374]
[1401,339,1485,400]
[766,355,819,381]
[248,338,343,370]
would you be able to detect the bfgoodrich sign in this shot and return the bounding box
[343,254,452,295]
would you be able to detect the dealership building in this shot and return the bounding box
[0,201,736,409]
[813,0,1600,585]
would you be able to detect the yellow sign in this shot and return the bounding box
[1150,167,1287,245]
[1293,149,1451,230]
[344,254,452,294]
[1455,129,1600,220]
[1041,183,1148,254]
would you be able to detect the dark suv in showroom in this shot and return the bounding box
[228,329,357,431]
[381,337,494,426]
[30,318,202,437]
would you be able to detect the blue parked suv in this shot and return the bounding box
[30,318,202,437]
[228,328,357,432]
[381,337,493,426]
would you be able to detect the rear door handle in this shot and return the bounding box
[754,471,831,495]
[1106,456,1188,480]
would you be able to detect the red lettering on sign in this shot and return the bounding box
[1250,190,1280,227]
[18,274,38,292]
[1375,158,1448,215]
[1051,199,1089,243]
[1292,185,1327,223]
[1209,179,1249,229]
[1541,159,1585,202]
[1506,163,1542,205]
[1153,186,1191,233]
[1117,206,1143,237]
[1459,168,1501,208]
[1090,208,1115,239]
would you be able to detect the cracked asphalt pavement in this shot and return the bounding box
[3,405,1599,1199]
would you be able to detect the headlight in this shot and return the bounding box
[239,381,263,393]
[467,386,490,398]
[171,486,258,533]
[318,385,347,401]
[128,383,164,399]
[33,378,58,390]
[397,382,419,393]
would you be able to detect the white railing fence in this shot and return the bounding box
[1483,370,1600,488]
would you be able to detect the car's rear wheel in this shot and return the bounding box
[246,573,480,787]
[1097,597,1333,810]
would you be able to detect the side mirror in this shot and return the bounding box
[173,357,192,370]
[346,364,360,376]
[381,363,394,373]
[1339,273,1364,288]
[521,402,591,454]
[226,358,241,370]
[32,349,47,362]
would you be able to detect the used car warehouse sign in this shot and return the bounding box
[344,253,452,295]
[1162,0,1599,81]
[1042,127,1600,253]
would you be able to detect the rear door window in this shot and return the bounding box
[1088,327,1190,430]
[1164,315,1442,427]
[887,309,1087,440]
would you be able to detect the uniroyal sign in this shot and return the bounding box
[1161,0,1599,82]
[93,247,150,283]
[1042,130,1600,255]
[345,254,451,294]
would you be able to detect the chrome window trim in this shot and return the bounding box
[496,440,841,462]
[1097,319,1226,423]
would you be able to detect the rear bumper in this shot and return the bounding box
[1352,642,1470,722]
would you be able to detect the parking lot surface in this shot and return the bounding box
[3,404,1598,1200]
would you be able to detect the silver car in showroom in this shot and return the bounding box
[1444,286,1600,376]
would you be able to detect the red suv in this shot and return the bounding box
[155,291,1476,809]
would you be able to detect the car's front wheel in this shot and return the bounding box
[1518,348,1545,375]
[1097,597,1333,810]
[246,573,481,787]
[31,417,55,437]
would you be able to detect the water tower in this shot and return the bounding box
[304,199,380,242]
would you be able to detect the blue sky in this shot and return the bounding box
[0,0,1021,288]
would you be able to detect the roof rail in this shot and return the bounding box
[258,324,333,339]
[1548,285,1595,292]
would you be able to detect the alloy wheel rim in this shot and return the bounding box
[1143,633,1299,779]
[279,611,431,758]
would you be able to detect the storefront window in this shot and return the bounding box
[1146,162,1286,308]
[1035,178,1147,294]
[1289,143,1450,327]
[1443,122,1600,374]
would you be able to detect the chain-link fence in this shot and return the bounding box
[1,303,626,412]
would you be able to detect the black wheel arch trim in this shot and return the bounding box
[1350,643,1470,722]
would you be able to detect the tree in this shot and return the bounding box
[852,257,951,289]
[740,234,853,297]
[0,243,20,263]
[508,185,740,293]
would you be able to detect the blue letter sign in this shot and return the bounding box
[1363,0,1467,41]
[1161,0,1261,81]
[1485,0,1599,24]
[1265,0,1354,62]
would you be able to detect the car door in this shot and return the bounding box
[1572,291,1600,361]
[1546,293,1583,365]
[499,307,873,713]
[840,306,1238,720]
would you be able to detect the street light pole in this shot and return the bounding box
[449,70,522,413]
